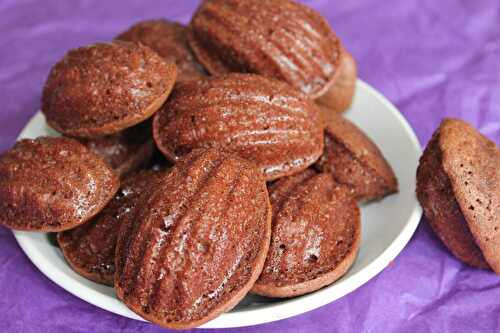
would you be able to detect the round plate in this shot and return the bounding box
[13,80,422,329]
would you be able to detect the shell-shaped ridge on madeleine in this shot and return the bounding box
[114,148,271,329]
[188,0,341,98]
[153,73,324,181]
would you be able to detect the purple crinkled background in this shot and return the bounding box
[0,0,499,332]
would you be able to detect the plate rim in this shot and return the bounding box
[12,79,423,329]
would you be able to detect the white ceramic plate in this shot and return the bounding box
[13,80,422,329]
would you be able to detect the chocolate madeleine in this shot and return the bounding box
[253,169,360,297]
[77,121,154,178]
[42,41,176,138]
[316,49,357,114]
[116,19,205,82]
[115,148,272,329]
[417,119,500,273]
[153,73,324,181]
[58,169,165,285]
[315,114,398,201]
[0,137,119,231]
[187,0,342,98]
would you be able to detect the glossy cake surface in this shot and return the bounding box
[115,148,271,329]
[188,0,341,98]
[153,74,324,181]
